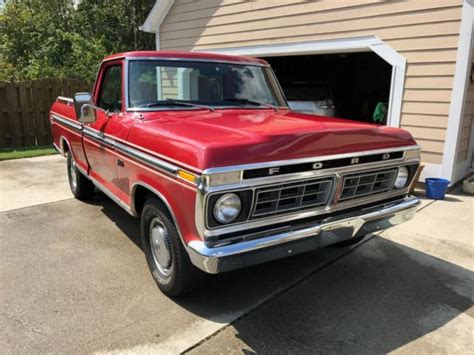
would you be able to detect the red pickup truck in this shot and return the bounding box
[50,51,421,296]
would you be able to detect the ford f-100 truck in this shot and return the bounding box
[50,51,421,296]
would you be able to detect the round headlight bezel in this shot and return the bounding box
[213,193,242,224]
[394,166,409,189]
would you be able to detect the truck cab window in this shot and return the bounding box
[98,65,122,112]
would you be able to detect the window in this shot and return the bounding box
[128,60,286,110]
[98,65,122,112]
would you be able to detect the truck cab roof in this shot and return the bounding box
[103,50,269,66]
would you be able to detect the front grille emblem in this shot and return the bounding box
[312,162,323,169]
[350,157,360,165]
[269,167,280,175]
[382,153,391,160]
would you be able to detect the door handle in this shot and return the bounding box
[117,159,124,167]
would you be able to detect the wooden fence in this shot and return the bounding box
[0,78,89,149]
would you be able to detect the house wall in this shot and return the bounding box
[158,0,464,166]
[456,43,473,164]
[161,67,179,99]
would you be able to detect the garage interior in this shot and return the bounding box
[262,52,393,124]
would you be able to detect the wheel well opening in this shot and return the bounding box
[133,185,168,216]
[61,138,70,154]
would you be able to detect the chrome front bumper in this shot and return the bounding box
[187,196,420,274]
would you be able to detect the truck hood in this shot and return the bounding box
[127,109,416,172]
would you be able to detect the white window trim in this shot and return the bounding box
[441,0,474,182]
[200,36,406,129]
[156,66,162,100]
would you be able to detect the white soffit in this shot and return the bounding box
[140,0,175,33]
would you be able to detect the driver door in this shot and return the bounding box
[82,61,123,192]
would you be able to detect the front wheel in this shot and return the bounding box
[141,197,205,297]
[67,151,94,200]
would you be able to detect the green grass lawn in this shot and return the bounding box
[0,146,58,161]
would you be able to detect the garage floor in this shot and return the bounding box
[0,156,472,354]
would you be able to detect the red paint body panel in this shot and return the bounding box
[50,51,418,246]
[128,109,416,170]
[50,102,88,172]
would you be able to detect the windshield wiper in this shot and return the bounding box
[224,98,279,111]
[140,99,215,112]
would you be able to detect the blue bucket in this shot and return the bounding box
[425,178,450,200]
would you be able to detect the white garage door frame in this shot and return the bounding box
[201,36,406,128]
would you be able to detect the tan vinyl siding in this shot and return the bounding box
[456,85,474,163]
[160,0,464,164]
[455,39,473,164]
[160,67,179,99]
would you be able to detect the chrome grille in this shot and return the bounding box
[339,169,398,201]
[251,178,334,219]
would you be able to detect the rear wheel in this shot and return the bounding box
[141,197,204,297]
[67,151,94,200]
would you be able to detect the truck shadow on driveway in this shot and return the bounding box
[95,193,473,353]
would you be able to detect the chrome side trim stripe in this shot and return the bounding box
[114,140,178,175]
[91,177,134,216]
[82,126,180,177]
[50,114,196,185]
[51,113,82,131]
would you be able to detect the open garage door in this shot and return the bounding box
[262,52,392,125]
[206,37,406,128]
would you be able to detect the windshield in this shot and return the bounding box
[128,60,287,110]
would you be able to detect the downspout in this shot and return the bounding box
[155,28,160,50]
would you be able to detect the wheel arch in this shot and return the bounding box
[59,136,71,156]
[131,182,186,245]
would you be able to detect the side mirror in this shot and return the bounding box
[73,92,93,122]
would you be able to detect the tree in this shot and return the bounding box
[0,0,155,82]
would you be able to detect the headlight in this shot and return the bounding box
[394,166,409,188]
[213,193,242,224]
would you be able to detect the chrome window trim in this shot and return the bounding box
[122,56,269,67]
[126,106,290,113]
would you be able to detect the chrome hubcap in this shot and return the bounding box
[70,157,78,190]
[149,219,172,276]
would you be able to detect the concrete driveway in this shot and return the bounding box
[0,156,472,354]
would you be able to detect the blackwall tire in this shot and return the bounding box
[66,152,94,200]
[141,197,205,297]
